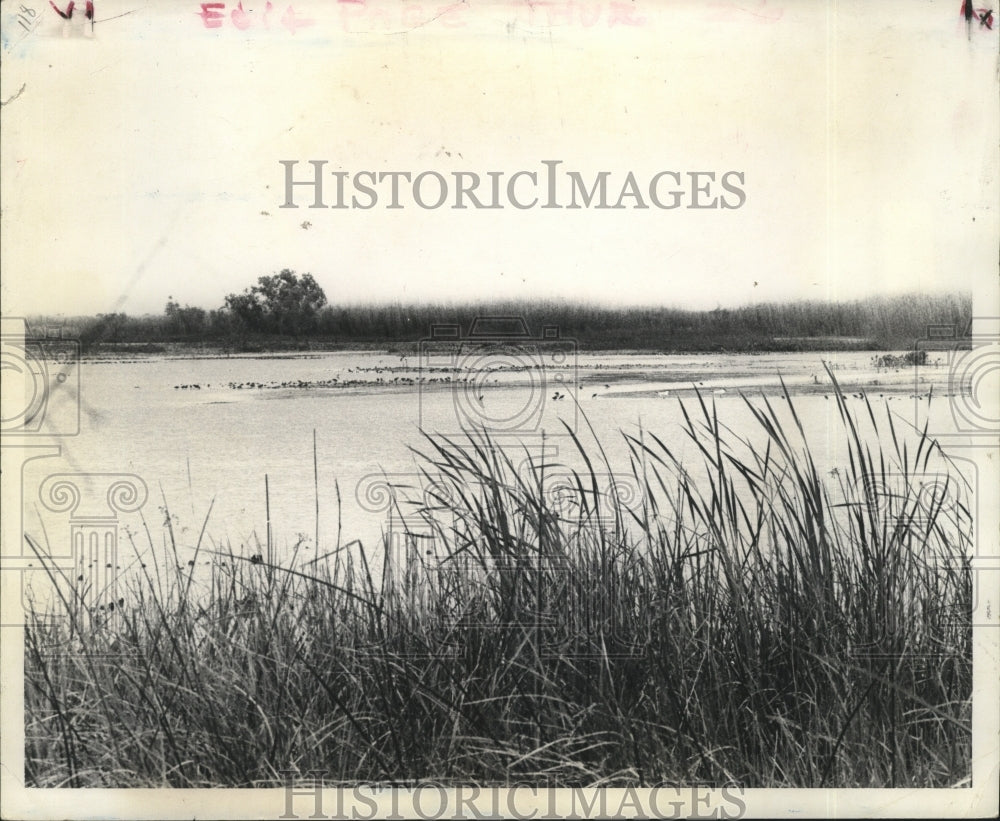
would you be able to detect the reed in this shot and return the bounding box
[24,378,972,787]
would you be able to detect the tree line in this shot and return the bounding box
[44,272,971,353]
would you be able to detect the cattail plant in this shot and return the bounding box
[25,378,971,787]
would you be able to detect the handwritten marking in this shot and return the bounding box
[198,2,314,33]
[16,3,40,31]
[962,1,995,31]
[49,1,94,21]
[1,83,28,107]
[176,0,664,35]
[504,1,647,29]
[337,1,648,34]
[198,1,224,27]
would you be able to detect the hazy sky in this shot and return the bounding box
[2,0,997,316]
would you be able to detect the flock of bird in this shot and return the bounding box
[171,378,942,402]
[170,365,946,401]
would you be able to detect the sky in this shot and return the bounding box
[1,0,997,317]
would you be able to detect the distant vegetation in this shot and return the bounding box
[25,380,971,786]
[28,278,971,355]
[872,350,929,369]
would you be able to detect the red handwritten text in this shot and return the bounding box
[198,2,314,33]
[49,0,94,20]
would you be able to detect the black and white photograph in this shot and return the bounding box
[1,1,997,818]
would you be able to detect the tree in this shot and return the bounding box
[222,270,327,338]
[78,312,130,350]
[164,297,207,337]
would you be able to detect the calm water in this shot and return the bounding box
[17,350,967,587]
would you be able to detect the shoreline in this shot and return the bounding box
[73,336,919,362]
[78,341,950,363]
[80,348,959,402]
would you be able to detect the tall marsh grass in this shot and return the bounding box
[24,379,972,787]
[45,290,971,352]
